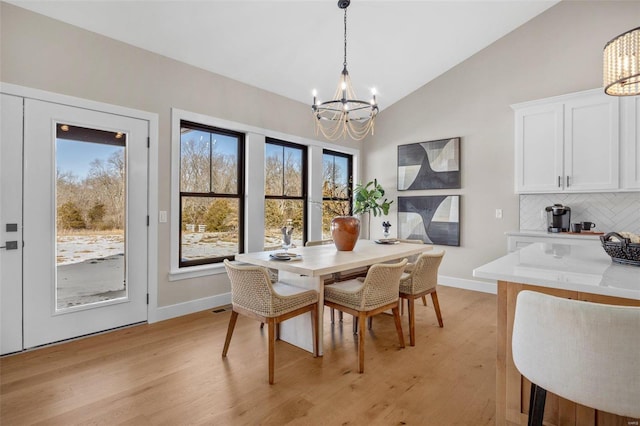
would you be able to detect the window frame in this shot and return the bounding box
[264,137,308,247]
[178,120,245,268]
[322,149,353,213]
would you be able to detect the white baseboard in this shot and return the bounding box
[439,275,497,294]
[152,293,231,323]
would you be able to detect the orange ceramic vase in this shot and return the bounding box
[330,216,360,251]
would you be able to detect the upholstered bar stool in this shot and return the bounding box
[512,290,640,425]
[324,259,407,373]
[398,251,445,346]
[222,260,319,384]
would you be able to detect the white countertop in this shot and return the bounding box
[473,242,640,300]
[506,230,603,240]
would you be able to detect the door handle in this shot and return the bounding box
[558,176,561,188]
[566,176,570,187]
[0,241,18,250]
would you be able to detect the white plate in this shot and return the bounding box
[374,239,399,245]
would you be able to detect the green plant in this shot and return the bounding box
[353,179,393,217]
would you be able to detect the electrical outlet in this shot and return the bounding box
[495,209,503,219]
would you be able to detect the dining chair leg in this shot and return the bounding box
[421,295,428,306]
[392,306,405,348]
[268,317,276,384]
[311,305,319,357]
[330,308,335,324]
[430,291,444,327]
[353,315,358,334]
[358,313,366,373]
[528,383,547,426]
[222,310,238,357]
[408,297,416,346]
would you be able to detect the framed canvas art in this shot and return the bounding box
[398,195,460,246]
[397,137,460,190]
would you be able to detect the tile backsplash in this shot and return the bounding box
[520,192,640,234]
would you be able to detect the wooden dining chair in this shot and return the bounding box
[324,259,408,373]
[397,238,428,308]
[512,290,640,425]
[398,251,445,346]
[222,260,319,384]
[306,239,368,326]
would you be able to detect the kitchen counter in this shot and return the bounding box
[505,230,603,252]
[506,229,603,240]
[475,243,640,425]
[474,242,640,300]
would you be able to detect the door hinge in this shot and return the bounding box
[147,137,150,148]
[146,215,150,226]
[146,294,149,305]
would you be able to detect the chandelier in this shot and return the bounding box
[312,0,378,141]
[603,27,640,96]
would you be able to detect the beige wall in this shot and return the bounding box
[364,1,640,281]
[0,2,360,308]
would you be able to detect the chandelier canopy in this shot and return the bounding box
[603,27,640,96]
[312,0,378,141]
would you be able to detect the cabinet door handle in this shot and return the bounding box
[566,176,570,187]
[558,176,561,188]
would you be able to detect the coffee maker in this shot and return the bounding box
[545,204,571,233]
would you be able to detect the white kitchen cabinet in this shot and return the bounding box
[621,96,640,190]
[514,88,619,193]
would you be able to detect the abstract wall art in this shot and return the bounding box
[398,195,460,246]
[397,137,460,190]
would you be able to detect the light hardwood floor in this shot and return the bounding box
[1,286,496,425]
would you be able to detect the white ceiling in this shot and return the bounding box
[8,0,559,110]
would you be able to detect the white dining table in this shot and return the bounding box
[235,239,432,355]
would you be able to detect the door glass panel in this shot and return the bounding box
[55,124,126,311]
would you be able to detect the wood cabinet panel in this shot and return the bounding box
[497,281,640,426]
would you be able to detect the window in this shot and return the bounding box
[264,138,307,249]
[322,150,353,239]
[179,121,244,267]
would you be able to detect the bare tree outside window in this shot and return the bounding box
[179,122,244,266]
[322,150,353,239]
[264,139,307,250]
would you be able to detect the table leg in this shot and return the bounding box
[277,271,324,356]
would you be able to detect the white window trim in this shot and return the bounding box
[169,108,359,281]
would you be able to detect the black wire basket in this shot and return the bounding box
[600,232,640,266]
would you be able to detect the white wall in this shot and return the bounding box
[363,1,640,282]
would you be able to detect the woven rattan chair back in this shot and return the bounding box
[404,251,445,295]
[224,260,280,317]
[361,259,408,310]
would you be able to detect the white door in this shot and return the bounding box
[22,99,148,349]
[1,94,24,354]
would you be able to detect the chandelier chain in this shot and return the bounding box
[343,7,348,70]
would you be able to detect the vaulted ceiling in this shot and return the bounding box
[8,0,559,110]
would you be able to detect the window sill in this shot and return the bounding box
[168,263,227,281]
